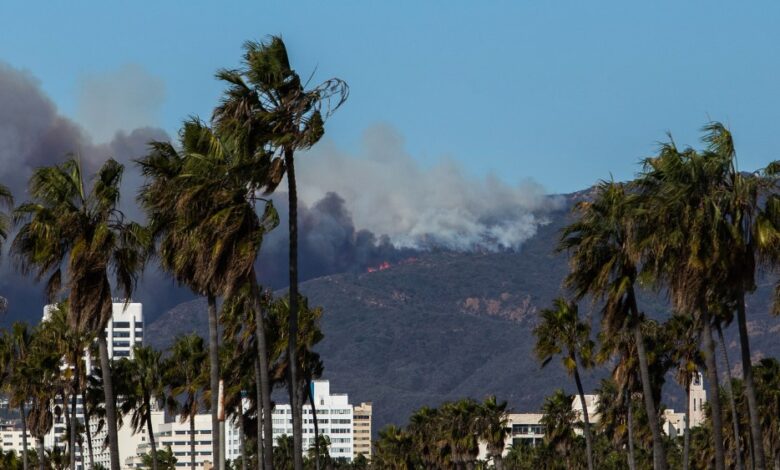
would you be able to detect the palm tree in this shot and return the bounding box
[407,407,441,469]
[478,396,508,470]
[23,330,60,470]
[220,284,279,469]
[665,314,702,470]
[213,36,348,469]
[753,358,780,468]
[534,298,595,470]
[138,120,279,467]
[540,389,579,469]
[39,301,93,470]
[374,426,416,470]
[559,180,669,470]
[140,446,177,470]
[594,378,637,470]
[116,345,166,470]
[166,334,206,470]
[12,158,147,470]
[708,125,780,470]
[637,134,737,470]
[4,323,35,470]
[0,183,12,311]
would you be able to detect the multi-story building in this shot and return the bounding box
[145,412,243,469]
[352,402,372,460]
[0,420,34,456]
[271,380,355,461]
[38,302,145,470]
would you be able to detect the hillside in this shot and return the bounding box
[147,197,780,433]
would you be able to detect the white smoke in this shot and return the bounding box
[297,124,562,251]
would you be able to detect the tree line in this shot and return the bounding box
[0,36,347,470]
[373,124,780,470]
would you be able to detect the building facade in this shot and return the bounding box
[352,402,372,459]
[271,380,355,461]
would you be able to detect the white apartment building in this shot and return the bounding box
[37,302,145,470]
[137,412,244,469]
[271,380,355,461]
[0,421,34,456]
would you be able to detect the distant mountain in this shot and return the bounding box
[146,192,780,434]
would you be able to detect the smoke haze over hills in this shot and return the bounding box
[0,62,561,326]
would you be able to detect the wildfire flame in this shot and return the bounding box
[367,261,392,273]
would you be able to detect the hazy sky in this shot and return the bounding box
[2,1,780,194]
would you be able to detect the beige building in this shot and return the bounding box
[353,402,372,459]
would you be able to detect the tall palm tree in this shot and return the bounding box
[115,345,166,470]
[0,183,12,311]
[213,36,348,469]
[560,180,669,470]
[698,123,780,470]
[637,133,738,470]
[138,120,279,467]
[166,334,206,470]
[11,158,147,470]
[534,298,595,470]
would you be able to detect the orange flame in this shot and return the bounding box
[367,261,392,273]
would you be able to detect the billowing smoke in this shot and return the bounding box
[0,61,177,324]
[257,192,418,288]
[0,61,561,327]
[297,124,562,251]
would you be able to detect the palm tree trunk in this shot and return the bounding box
[21,403,28,470]
[239,413,248,470]
[251,274,274,470]
[81,389,94,470]
[284,147,304,470]
[208,293,221,468]
[736,293,767,470]
[717,323,744,470]
[190,412,196,470]
[254,357,265,470]
[308,378,320,470]
[572,365,594,470]
[70,373,79,470]
[702,308,726,470]
[97,334,120,470]
[37,438,45,470]
[627,396,636,470]
[146,397,159,470]
[683,382,690,470]
[628,291,668,470]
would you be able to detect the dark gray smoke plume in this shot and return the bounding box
[0,61,176,324]
[257,192,418,288]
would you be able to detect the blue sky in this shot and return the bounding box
[2,1,780,193]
